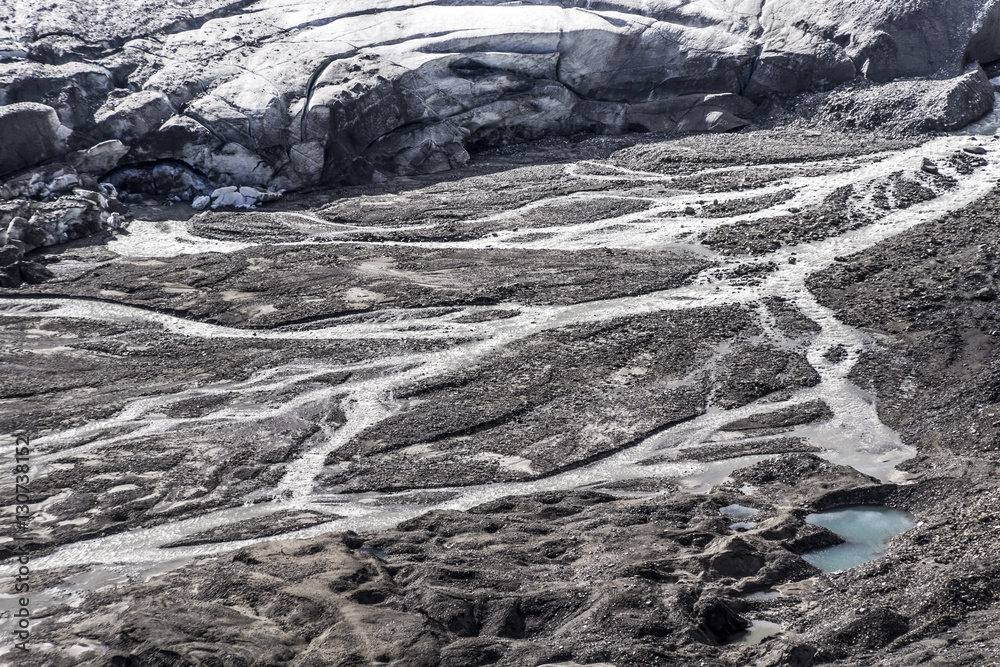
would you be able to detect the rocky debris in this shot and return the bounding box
[67,139,129,174]
[698,165,949,256]
[319,307,823,493]
[25,240,713,327]
[0,0,998,192]
[0,243,51,288]
[0,139,131,202]
[0,321,460,560]
[2,190,127,251]
[0,187,127,287]
[25,459,887,667]
[711,343,820,409]
[0,146,133,266]
[758,185,1000,662]
[668,437,822,463]
[818,65,996,135]
[807,183,1000,459]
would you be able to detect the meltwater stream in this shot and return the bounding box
[3,129,1000,618]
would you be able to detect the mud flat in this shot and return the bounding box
[2,124,1000,666]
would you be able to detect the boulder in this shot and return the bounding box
[0,61,114,134]
[1,189,126,258]
[70,140,129,175]
[6,215,49,251]
[0,245,20,267]
[831,607,910,650]
[695,595,750,643]
[19,261,55,284]
[745,25,856,99]
[0,264,20,288]
[819,65,996,134]
[0,103,67,176]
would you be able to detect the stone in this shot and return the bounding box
[975,287,996,301]
[0,244,21,267]
[71,139,129,175]
[47,173,80,193]
[0,102,67,176]
[695,595,750,642]
[0,263,20,288]
[18,261,55,284]
[95,90,173,143]
[0,61,114,132]
[6,215,48,251]
[820,65,996,135]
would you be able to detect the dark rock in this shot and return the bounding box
[832,607,910,650]
[975,286,996,301]
[0,244,21,267]
[695,595,750,642]
[6,215,49,251]
[757,642,818,667]
[0,102,66,175]
[18,261,55,284]
[820,65,996,135]
[706,536,766,579]
[0,263,20,288]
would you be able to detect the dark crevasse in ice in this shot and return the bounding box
[802,505,915,572]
